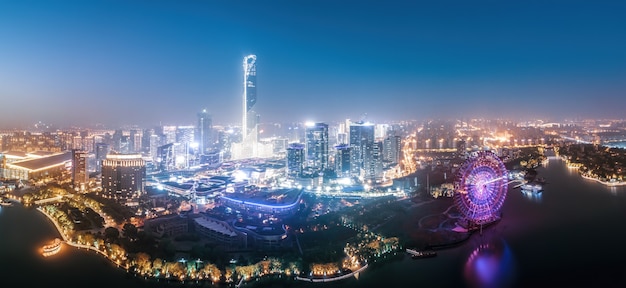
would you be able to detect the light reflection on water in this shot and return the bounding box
[464,236,517,288]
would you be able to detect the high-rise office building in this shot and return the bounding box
[305,122,329,170]
[176,126,195,144]
[286,143,305,178]
[383,135,402,165]
[149,134,160,162]
[130,129,141,153]
[334,144,351,178]
[363,141,383,181]
[112,129,123,152]
[95,143,110,173]
[349,121,375,177]
[217,129,233,160]
[120,135,130,153]
[176,126,195,168]
[72,149,89,189]
[101,153,145,202]
[162,126,177,145]
[141,128,153,153]
[157,143,175,172]
[196,109,212,154]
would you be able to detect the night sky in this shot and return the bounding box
[1,0,625,128]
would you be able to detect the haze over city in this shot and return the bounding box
[1,0,625,129]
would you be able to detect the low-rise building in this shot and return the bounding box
[143,214,189,239]
[194,215,247,250]
[0,151,72,180]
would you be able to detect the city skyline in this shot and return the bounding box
[1,1,625,128]
[2,2,626,287]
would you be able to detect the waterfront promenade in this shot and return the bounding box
[561,155,626,187]
[580,173,626,187]
[36,206,129,269]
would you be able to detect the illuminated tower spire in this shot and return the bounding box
[242,54,257,157]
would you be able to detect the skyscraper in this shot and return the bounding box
[334,144,351,178]
[240,54,258,158]
[383,135,402,165]
[286,143,305,178]
[364,141,383,181]
[129,129,142,153]
[196,109,212,154]
[349,121,375,177]
[305,122,329,170]
[112,129,123,152]
[157,143,175,172]
[94,142,109,173]
[72,149,88,190]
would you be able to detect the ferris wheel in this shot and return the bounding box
[454,151,508,224]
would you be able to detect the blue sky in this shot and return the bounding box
[1,0,625,128]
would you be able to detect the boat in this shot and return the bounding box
[0,198,13,206]
[521,183,543,194]
[406,248,437,259]
[42,238,62,257]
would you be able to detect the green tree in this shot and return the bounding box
[122,223,138,240]
[134,252,152,275]
[104,226,120,241]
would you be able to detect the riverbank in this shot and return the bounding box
[580,173,626,187]
[295,264,368,283]
[36,206,130,270]
[560,155,626,187]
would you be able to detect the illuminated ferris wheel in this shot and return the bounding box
[454,151,508,224]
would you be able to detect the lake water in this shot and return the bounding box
[2,157,626,288]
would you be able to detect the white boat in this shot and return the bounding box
[521,183,543,194]
[406,248,437,259]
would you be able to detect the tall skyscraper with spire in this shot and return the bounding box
[232,54,259,159]
[242,54,257,142]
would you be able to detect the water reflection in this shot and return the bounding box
[464,236,517,288]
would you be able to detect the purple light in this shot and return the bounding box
[464,239,517,288]
[454,151,508,223]
[220,191,303,210]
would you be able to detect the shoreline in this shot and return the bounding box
[32,201,376,286]
[558,156,626,187]
[295,264,368,283]
[36,206,129,268]
[579,173,626,187]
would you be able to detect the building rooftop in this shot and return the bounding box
[233,221,286,236]
[26,151,57,158]
[2,151,28,159]
[194,216,238,237]
[221,188,302,208]
[8,151,72,171]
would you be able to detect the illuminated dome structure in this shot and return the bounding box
[454,151,508,225]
